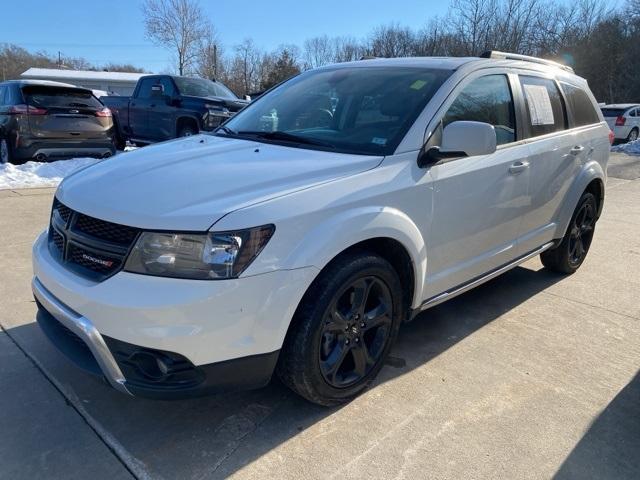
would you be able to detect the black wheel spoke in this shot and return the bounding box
[324,307,349,332]
[321,342,351,383]
[363,303,392,331]
[352,344,374,377]
[349,278,373,317]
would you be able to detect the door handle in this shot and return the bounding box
[509,160,530,174]
[570,145,585,155]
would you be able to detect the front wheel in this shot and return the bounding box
[277,251,404,406]
[540,192,597,274]
[178,125,198,137]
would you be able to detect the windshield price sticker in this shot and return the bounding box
[523,84,555,125]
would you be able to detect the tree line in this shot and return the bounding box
[2,0,639,104]
[144,0,640,103]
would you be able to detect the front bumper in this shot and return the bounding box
[32,231,318,398]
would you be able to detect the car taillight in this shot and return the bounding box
[9,104,47,115]
[95,107,112,118]
[615,115,626,126]
[609,130,615,145]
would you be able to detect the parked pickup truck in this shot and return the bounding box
[102,75,249,147]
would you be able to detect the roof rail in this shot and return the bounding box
[480,50,574,73]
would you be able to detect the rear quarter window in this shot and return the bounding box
[561,82,600,127]
[519,75,566,138]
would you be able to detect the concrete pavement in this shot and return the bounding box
[0,153,638,479]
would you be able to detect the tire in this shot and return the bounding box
[626,128,638,143]
[540,192,598,274]
[178,124,197,137]
[277,251,405,406]
[113,134,126,151]
[1,138,12,164]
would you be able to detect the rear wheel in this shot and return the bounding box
[626,128,638,143]
[1,139,11,164]
[540,192,597,274]
[277,251,404,406]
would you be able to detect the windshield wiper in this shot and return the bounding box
[215,125,237,135]
[237,130,335,149]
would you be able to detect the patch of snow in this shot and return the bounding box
[611,139,640,155]
[0,146,138,190]
[0,157,101,190]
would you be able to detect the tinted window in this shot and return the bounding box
[601,108,627,117]
[21,86,102,109]
[136,78,157,99]
[174,77,237,99]
[0,86,6,105]
[561,82,600,127]
[519,76,566,137]
[222,67,453,155]
[159,77,175,97]
[443,74,516,146]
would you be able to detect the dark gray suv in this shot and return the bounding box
[0,80,116,164]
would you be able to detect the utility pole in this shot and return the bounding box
[213,44,217,78]
[58,51,62,68]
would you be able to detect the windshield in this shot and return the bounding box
[174,77,237,99]
[22,87,102,109]
[220,66,452,155]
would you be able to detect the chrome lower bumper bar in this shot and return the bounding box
[31,277,131,395]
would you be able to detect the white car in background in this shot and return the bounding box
[601,104,640,143]
[32,52,611,406]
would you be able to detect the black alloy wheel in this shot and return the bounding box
[567,198,596,267]
[319,276,393,388]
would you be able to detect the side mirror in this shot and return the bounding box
[243,95,252,101]
[151,84,164,97]
[418,121,497,168]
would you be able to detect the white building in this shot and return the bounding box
[20,68,148,96]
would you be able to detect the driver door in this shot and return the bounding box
[422,73,531,299]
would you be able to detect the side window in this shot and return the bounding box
[0,86,6,106]
[630,109,638,118]
[136,78,157,99]
[560,82,600,127]
[443,74,516,146]
[519,75,566,137]
[159,77,175,97]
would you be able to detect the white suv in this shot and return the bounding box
[32,52,611,405]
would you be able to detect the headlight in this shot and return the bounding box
[124,225,275,280]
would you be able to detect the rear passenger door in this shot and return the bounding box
[515,74,582,254]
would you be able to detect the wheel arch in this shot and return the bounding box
[176,115,200,136]
[555,160,606,239]
[282,206,427,310]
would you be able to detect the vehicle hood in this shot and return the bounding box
[56,135,383,231]
[183,95,249,111]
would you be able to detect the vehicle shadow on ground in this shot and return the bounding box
[10,263,572,479]
[553,370,640,480]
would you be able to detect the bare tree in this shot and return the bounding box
[142,0,211,75]
[196,26,221,80]
[303,36,334,69]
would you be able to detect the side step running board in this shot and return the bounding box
[413,242,555,317]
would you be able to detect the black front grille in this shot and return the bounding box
[49,199,140,281]
[74,213,139,245]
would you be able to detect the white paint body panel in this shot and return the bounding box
[33,58,611,368]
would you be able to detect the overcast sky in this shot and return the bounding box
[0,0,625,73]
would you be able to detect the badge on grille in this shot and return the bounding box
[81,253,114,268]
